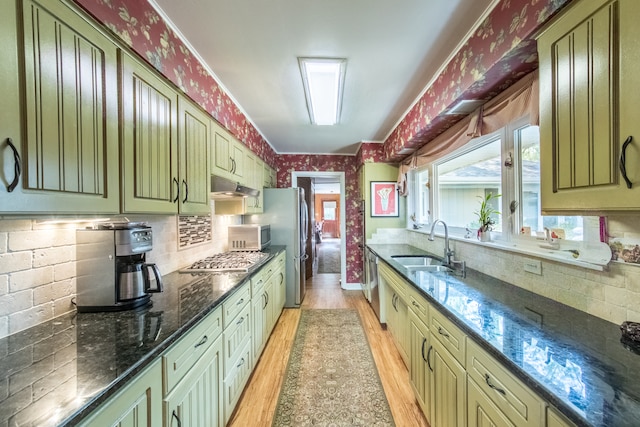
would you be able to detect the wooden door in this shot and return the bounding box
[317,195,340,238]
[178,97,211,214]
[121,52,178,214]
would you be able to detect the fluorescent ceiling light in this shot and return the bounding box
[298,57,346,126]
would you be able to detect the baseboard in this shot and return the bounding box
[341,282,362,291]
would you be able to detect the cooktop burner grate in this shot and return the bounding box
[181,251,269,272]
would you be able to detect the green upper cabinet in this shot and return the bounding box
[0,0,119,213]
[212,122,244,182]
[538,0,640,213]
[120,51,178,214]
[121,53,210,215]
[178,97,211,215]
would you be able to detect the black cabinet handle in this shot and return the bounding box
[182,179,188,203]
[236,357,245,368]
[5,138,21,193]
[438,326,450,338]
[172,410,182,427]
[620,136,634,189]
[426,345,434,372]
[194,335,208,348]
[485,373,506,395]
[173,177,180,203]
[421,338,427,362]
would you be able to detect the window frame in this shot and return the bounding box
[408,115,585,243]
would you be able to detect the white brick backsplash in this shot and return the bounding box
[0,220,32,232]
[0,290,32,317]
[0,275,7,296]
[0,252,32,274]
[9,267,54,293]
[33,246,74,268]
[34,280,74,306]
[53,262,75,282]
[9,303,53,335]
[0,316,6,340]
[9,229,75,251]
[53,295,75,317]
[0,232,6,253]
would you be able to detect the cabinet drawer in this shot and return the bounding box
[223,302,251,377]
[223,338,253,423]
[163,306,222,395]
[223,282,250,328]
[379,262,407,299]
[261,257,278,280]
[407,287,429,320]
[467,339,545,427]
[429,308,466,366]
[251,270,265,298]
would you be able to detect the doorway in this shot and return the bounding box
[292,171,346,288]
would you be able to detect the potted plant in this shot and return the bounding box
[474,192,501,242]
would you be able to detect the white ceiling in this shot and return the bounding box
[151,0,496,155]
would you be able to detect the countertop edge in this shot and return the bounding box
[58,247,285,426]
[367,243,592,427]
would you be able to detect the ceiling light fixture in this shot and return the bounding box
[298,57,346,126]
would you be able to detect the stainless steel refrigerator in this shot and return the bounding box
[259,187,309,307]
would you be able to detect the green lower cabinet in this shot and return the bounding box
[468,376,516,427]
[430,336,467,427]
[409,310,432,421]
[164,336,224,427]
[78,359,163,427]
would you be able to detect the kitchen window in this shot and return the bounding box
[409,116,584,241]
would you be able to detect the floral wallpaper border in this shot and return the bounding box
[382,0,572,162]
[73,0,277,167]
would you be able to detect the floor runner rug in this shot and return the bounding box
[317,239,340,274]
[272,309,395,426]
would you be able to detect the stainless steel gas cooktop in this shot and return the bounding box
[180,251,269,273]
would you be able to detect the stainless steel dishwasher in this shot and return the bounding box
[365,247,381,321]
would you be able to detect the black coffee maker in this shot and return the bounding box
[76,222,163,312]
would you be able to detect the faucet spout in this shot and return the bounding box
[428,219,453,266]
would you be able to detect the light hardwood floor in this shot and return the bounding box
[227,273,429,427]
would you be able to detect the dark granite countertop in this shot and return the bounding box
[368,243,640,427]
[0,246,285,427]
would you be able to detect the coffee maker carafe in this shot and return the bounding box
[76,223,163,312]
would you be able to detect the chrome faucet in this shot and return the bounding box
[428,219,454,266]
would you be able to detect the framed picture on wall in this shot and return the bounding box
[371,181,399,217]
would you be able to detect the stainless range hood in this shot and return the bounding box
[210,175,260,199]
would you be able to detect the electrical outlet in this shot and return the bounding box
[524,259,542,275]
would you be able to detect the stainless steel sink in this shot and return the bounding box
[391,255,443,267]
[407,265,452,273]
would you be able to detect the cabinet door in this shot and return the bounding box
[5,0,119,213]
[468,377,516,427]
[230,141,245,181]
[244,151,258,213]
[430,337,466,427]
[80,360,162,427]
[164,337,224,427]
[212,123,232,179]
[121,52,178,214]
[178,97,211,214]
[409,310,432,421]
[275,263,286,312]
[252,292,267,361]
[538,0,640,212]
